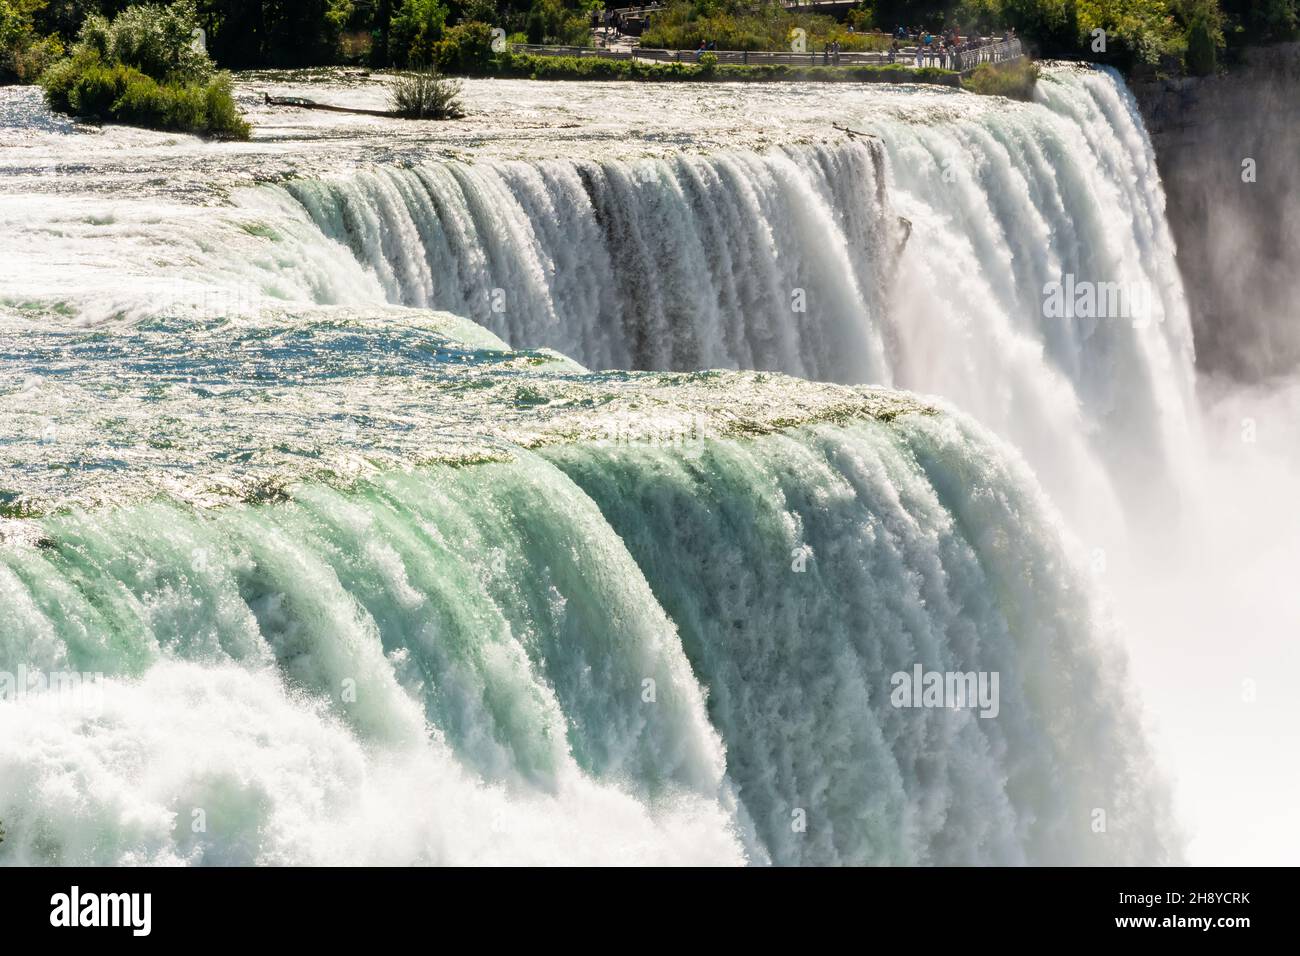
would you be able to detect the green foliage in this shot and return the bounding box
[1,0,65,81]
[640,0,892,52]
[39,2,249,137]
[10,30,62,78]
[961,55,1038,98]
[41,48,249,135]
[389,63,464,116]
[846,3,875,32]
[1185,16,1216,74]
[31,0,102,42]
[78,0,212,81]
[196,0,351,68]
[1222,0,1298,42]
[458,0,498,24]
[7,0,1293,81]
[435,19,492,72]
[390,0,448,65]
[525,0,589,46]
[493,49,956,84]
[1,0,61,81]
[387,62,465,115]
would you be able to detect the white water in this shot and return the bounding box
[1,66,1291,865]
[214,67,1199,542]
[0,409,1176,865]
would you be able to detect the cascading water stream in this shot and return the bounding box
[229,66,1200,542]
[0,387,1178,865]
[0,65,1202,866]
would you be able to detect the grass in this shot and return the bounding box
[388,67,465,119]
[961,58,1040,101]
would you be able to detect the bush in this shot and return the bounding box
[524,0,591,46]
[78,0,212,82]
[8,31,63,82]
[1,0,63,82]
[41,50,250,137]
[436,20,493,73]
[961,57,1039,100]
[39,2,249,140]
[389,66,465,118]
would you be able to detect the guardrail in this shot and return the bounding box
[508,37,1023,74]
[510,43,636,60]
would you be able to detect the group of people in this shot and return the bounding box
[886,25,1017,70]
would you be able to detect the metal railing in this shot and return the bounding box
[510,37,1023,73]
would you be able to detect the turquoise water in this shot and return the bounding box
[0,69,1192,865]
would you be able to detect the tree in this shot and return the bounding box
[77,0,213,80]
[389,0,447,65]
[1185,16,1216,74]
[197,0,350,67]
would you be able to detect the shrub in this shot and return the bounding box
[525,0,591,46]
[389,65,464,118]
[40,2,250,141]
[961,57,1040,101]
[1,0,63,82]
[639,1,891,53]
[9,32,63,82]
[41,52,249,137]
[77,0,212,82]
[436,20,493,73]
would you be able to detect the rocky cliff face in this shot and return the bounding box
[1133,43,1300,382]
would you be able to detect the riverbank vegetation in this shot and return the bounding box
[37,1,249,138]
[640,5,892,53]
[961,56,1038,99]
[495,49,955,82]
[3,0,1297,86]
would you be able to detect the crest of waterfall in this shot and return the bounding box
[256,67,1200,541]
[0,66,1193,867]
[0,405,1179,866]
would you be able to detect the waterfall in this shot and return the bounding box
[274,141,900,384]
[256,66,1200,538]
[0,404,1177,865]
[0,65,1198,866]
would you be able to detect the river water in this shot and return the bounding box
[0,67,1294,865]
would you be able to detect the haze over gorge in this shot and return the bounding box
[0,63,1295,867]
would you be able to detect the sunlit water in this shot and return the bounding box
[0,67,1294,865]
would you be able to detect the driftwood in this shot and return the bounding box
[832,123,880,140]
[263,93,394,118]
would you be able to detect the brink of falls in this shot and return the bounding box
[0,66,1197,865]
